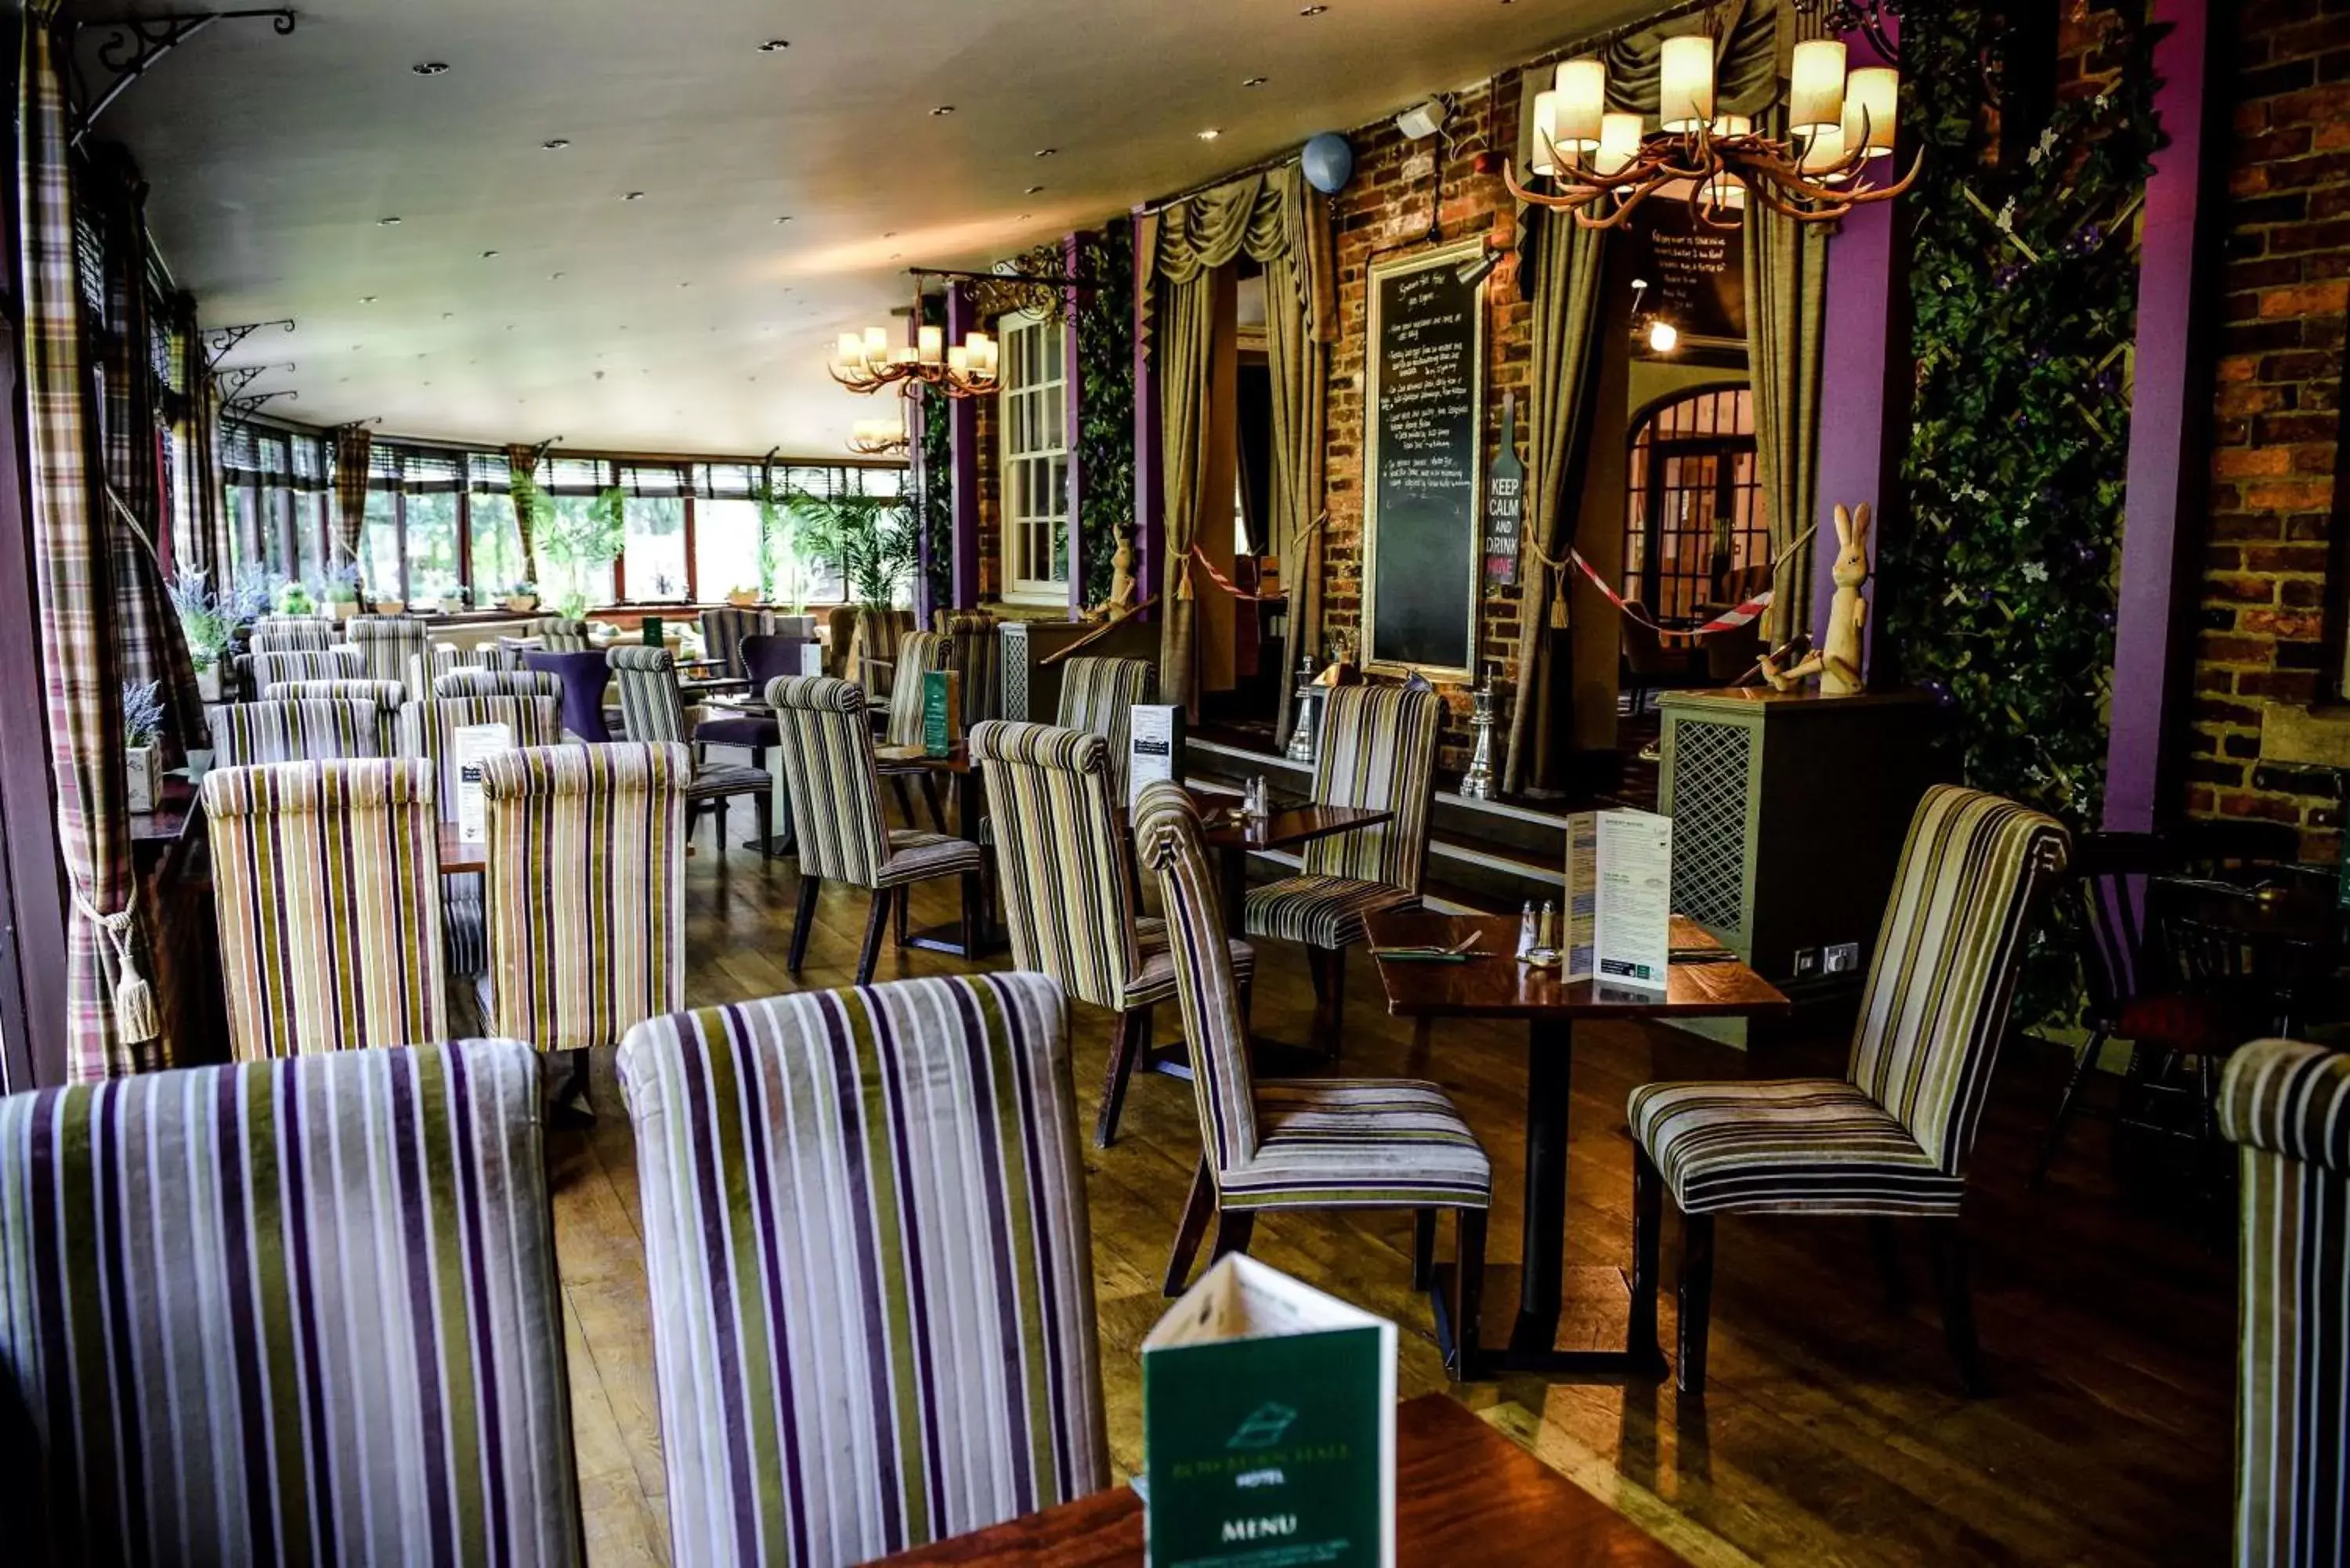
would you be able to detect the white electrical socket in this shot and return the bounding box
[1792,948,1820,977]
[1825,941,1862,974]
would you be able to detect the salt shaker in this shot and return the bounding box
[1539,899,1557,952]
[1516,901,1537,962]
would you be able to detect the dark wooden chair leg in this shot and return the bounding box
[786,876,821,974]
[1094,1008,1148,1148]
[752,788,772,855]
[1412,1209,1438,1290]
[1868,1216,1908,1310]
[2030,1028,2108,1187]
[888,774,917,827]
[856,888,891,985]
[920,774,948,833]
[1676,1211,1716,1397]
[960,871,979,957]
[713,797,728,855]
[892,884,910,948]
[1452,1206,1488,1380]
[1324,945,1347,1058]
[1210,1209,1256,1263]
[1630,1149,1664,1372]
[1929,1222,1990,1396]
[1164,1158,1217,1296]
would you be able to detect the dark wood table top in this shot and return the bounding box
[870,1393,1686,1566]
[128,777,200,845]
[1364,911,1791,1022]
[876,742,974,775]
[439,823,486,876]
[1197,800,1392,853]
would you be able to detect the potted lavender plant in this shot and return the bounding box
[168,569,232,701]
[122,680,164,814]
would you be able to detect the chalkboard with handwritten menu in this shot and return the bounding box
[1362,238,1486,678]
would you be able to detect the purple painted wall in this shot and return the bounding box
[2103,0,2215,833]
[946,283,982,609]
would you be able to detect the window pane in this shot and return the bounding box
[472,490,526,596]
[541,495,617,615]
[625,496,689,601]
[406,491,461,606]
[363,489,401,600]
[697,499,766,602]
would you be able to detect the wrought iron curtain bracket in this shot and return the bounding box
[1792,0,1900,67]
[223,388,297,421]
[201,318,295,368]
[69,10,298,142]
[217,361,293,400]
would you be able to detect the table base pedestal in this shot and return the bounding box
[1434,1262,1667,1381]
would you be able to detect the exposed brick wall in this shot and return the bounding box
[1321,76,1536,773]
[2188,0,2350,856]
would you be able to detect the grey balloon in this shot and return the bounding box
[1302,132,1354,194]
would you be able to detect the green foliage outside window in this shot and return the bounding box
[788,480,919,610]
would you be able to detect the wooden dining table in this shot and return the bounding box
[1365,910,1789,1381]
[1192,797,1394,933]
[870,1392,1687,1566]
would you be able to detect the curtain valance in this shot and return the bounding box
[1140,165,1337,344]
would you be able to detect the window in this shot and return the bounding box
[1623,386,1766,623]
[697,499,766,600]
[468,452,526,594]
[540,493,618,612]
[998,313,1070,603]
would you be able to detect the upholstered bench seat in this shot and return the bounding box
[1245,874,1420,948]
[1214,1078,1494,1211]
[1630,1078,1966,1217]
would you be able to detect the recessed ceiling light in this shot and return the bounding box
[482,249,499,258]
[1017,212,1032,221]
[549,272,566,280]
[1198,128,1222,140]
[441,312,454,320]
[757,38,790,51]
[378,215,402,226]
[774,215,794,224]
[1025,184,1045,194]
[359,295,377,304]
[1242,75,1268,87]
[678,281,692,288]
[542,138,569,150]
[1034,147,1058,158]
[623,190,645,201]
[881,230,897,238]
[1300,4,1326,13]
[931,105,956,116]
[411,61,450,76]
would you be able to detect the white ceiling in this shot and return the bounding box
[92,0,1649,457]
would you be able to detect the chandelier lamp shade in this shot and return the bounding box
[830,272,999,399]
[1508,29,1914,228]
[847,417,911,454]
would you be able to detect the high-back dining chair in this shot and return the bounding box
[698,605,772,679]
[201,757,446,1058]
[269,675,407,711]
[2033,830,2168,1183]
[618,972,1108,1568]
[1628,785,2070,1396]
[765,675,983,985]
[0,1040,583,1567]
[1057,655,1156,801]
[1133,783,1491,1343]
[524,648,616,742]
[399,695,564,817]
[851,605,913,700]
[943,609,1002,729]
[210,695,389,768]
[435,666,563,700]
[821,604,857,679]
[248,623,336,653]
[972,720,1256,1147]
[254,612,335,634]
[606,645,772,854]
[1243,681,1442,1054]
[348,614,432,695]
[2221,1038,2350,1568]
[878,630,950,830]
[250,646,363,695]
[478,741,687,1077]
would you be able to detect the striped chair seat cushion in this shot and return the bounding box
[1216,1078,1493,1210]
[1245,875,1421,948]
[877,828,985,888]
[685,761,772,800]
[1122,916,1255,1010]
[1629,1078,1965,1216]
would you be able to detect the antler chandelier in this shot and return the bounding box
[831,271,999,400]
[1506,32,1915,229]
[847,417,910,455]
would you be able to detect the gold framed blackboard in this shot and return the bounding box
[1361,237,1487,681]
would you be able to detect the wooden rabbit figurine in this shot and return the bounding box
[1761,502,1869,695]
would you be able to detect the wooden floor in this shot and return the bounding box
[527,807,2235,1567]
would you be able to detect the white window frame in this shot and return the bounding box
[998,309,1072,606]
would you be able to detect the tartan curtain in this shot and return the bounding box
[19,0,160,1078]
[332,421,371,570]
[507,443,542,587]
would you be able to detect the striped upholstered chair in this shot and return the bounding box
[434,665,563,700]
[269,675,407,713]
[971,720,1256,1147]
[607,645,772,854]
[347,614,433,695]
[399,694,564,978]
[820,604,857,679]
[877,629,949,829]
[1243,682,1442,1054]
[0,1041,583,1566]
[201,758,446,1059]
[942,609,1003,729]
[618,972,1107,1566]
[1135,783,1491,1354]
[850,605,913,700]
[1058,654,1156,800]
[248,622,337,653]
[211,695,390,768]
[2220,1039,2350,1566]
[479,741,687,1108]
[699,604,772,679]
[1629,785,2070,1396]
[253,612,337,635]
[765,675,985,985]
[249,646,362,695]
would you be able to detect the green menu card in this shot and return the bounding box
[1141,1255,1396,1568]
[921,668,961,757]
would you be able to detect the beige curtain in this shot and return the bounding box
[1142,165,1334,715]
[1603,0,1780,116]
[1503,208,1609,795]
[1744,120,1828,645]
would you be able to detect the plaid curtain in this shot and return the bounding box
[332,421,371,569]
[507,443,542,586]
[19,0,160,1078]
[89,154,205,765]
[168,291,230,577]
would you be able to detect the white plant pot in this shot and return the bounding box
[125,743,160,815]
[195,663,222,703]
[333,600,360,622]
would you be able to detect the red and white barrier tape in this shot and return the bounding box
[1561,547,1773,639]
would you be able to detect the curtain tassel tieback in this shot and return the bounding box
[74,893,160,1047]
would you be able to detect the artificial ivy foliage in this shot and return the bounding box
[1882,2,2160,1020]
[918,294,954,613]
[1076,224,1136,609]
